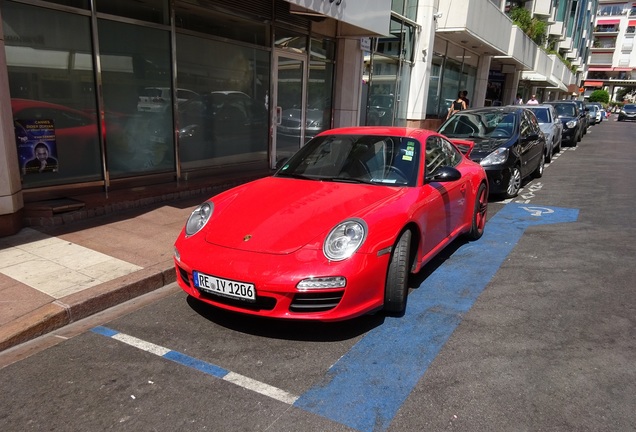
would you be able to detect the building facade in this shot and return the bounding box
[0,0,391,235]
[1,0,601,236]
[584,0,636,101]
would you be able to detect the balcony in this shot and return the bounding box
[594,24,620,34]
[533,0,553,19]
[435,0,511,57]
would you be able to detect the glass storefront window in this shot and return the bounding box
[275,30,307,53]
[98,19,175,178]
[3,2,102,188]
[37,0,89,8]
[96,0,169,25]
[366,54,398,126]
[175,33,270,170]
[175,7,269,47]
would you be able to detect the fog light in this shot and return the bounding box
[297,276,346,290]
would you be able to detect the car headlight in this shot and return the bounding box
[323,219,367,261]
[185,201,214,236]
[565,120,577,129]
[480,147,509,166]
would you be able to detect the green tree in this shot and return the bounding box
[589,89,609,104]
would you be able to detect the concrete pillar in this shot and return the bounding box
[406,1,437,125]
[333,36,363,128]
[0,13,24,236]
[503,69,522,105]
[474,55,493,108]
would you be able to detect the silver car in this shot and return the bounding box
[524,104,563,163]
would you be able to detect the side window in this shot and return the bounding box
[426,136,461,173]
[520,112,532,138]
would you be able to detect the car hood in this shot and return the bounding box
[203,177,406,254]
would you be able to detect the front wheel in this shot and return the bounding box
[505,166,522,198]
[384,230,412,315]
[466,183,488,240]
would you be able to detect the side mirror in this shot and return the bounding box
[426,166,462,183]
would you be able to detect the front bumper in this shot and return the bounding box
[482,165,512,195]
[173,235,389,321]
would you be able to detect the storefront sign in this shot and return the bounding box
[15,119,59,174]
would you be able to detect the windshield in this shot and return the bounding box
[438,111,517,139]
[625,104,636,109]
[552,103,576,117]
[276,134,420,186]
[528,108,549,123]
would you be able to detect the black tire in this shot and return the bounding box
[505,166,522,198]
[545,141,553,163]
[533,152,545,178]
[384,230,411,314]
[466,183,488,240]
[554,138,561,154]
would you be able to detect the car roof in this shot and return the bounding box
[318,126,436,139]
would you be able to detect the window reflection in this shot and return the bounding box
[4,2,101,188]
[98,19,175,177]
[175,33,270,170]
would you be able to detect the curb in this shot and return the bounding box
[0,264,176,352]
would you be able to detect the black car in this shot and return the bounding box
[544,101,583,147]
[438,106,545,198]
[563,99,589,134]
[618,103,636,121]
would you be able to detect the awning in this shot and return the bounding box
[584,81,604,87]
[614,67,633,71]
[629,20,636,26]
[588,67,612,71]
[598,19,620,25]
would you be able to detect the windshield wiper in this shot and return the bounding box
[331,176,375,185]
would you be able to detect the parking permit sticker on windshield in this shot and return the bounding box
[403,142,415,161]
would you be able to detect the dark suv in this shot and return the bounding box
[564,99,589,135]
[544,101,583,147]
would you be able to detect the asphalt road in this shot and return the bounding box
[1,118,634,432]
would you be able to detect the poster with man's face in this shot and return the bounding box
[15,119,59,174]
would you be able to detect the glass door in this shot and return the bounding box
[272,51,307,168]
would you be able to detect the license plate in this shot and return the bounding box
[193,271,256,302]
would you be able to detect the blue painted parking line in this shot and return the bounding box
[294,203,579,432]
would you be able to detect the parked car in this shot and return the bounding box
[544,101,584,147]
[524,104,563,162]
[438,106,545,198]
[587,104,600,125]
[367,94,395,126]
[565,99,589,134]
[137,87,199,113]
[175,90,269,160]
[173,126,488,321]
[618,103,636,121]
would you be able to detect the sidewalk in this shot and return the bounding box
[0,172,267,352]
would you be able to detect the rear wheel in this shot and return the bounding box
[466,183,488,240]
[533,152,545,178]
[505,166,522,198]
[384,230,411,314]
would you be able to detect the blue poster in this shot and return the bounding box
[15,119,58,174]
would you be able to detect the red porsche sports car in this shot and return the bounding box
[173,127,488,321]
